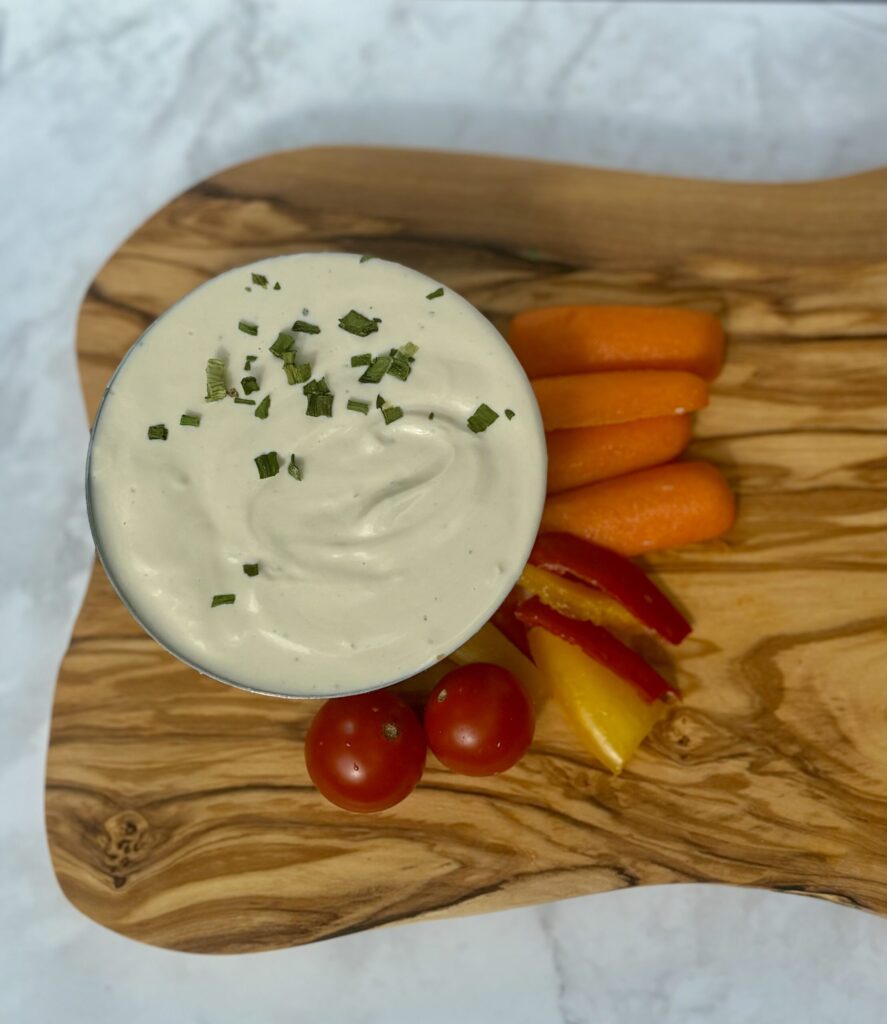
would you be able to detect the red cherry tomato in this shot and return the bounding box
[305,691,426,812]
[424,663,534,776]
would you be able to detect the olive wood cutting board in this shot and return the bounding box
[45,147,887,953]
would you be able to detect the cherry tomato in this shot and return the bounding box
[424,663,534,776]
[305,690,426,812]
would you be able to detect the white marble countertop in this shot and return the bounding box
[2,1,887,1021]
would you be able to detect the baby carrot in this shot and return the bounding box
[533,371,708,431]
[508,305,725,380]
[546,415,692,493]
[541,461,735,556]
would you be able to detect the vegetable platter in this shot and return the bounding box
[46,147,887,952]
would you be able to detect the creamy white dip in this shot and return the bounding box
[87,254,546,696]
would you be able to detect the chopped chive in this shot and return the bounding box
[243,563,259,577]
[234,397,256,405]
[285,362,312,385]
[205,357,228,402]
[147,424,168,440]
[255,394,271,419]
[303,377,330,395]
[274,282,281,290]
[251,273,269,288]
[288,454,303,481]
[282,350,295,364]
[347,398,370,415]
[180,414,200,427]
[241,376,260,394]
[351,353,372,367]
[306,393,334,417]
[387,352,413,381]
[211,594,236,607]
[428,412,435,420]
[244,355,258,371]
[359,254,375,263]
[426,287,444,300]
[467,403,499,433]
[291,320,321,335]
[359,354,391,383]
[376,394,386,409]
[238,320,258,336]
[338,309,380,337]
[505,408,516,420]
[380,404,404,425]
[254,451,280,478]
[400,342,419,358]
[269,332,295,358]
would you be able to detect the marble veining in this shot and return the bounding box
[2,1,887,1021]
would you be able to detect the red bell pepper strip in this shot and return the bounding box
[529,533,691,645]
[515,597,680,704]
[492,587,531,658]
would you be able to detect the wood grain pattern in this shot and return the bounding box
[47,147,887,953]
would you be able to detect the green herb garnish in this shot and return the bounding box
[467,403,499,433]
[147,424,168,440]
[376,394,386,409]
[351,353,372,367]
[251,273,269,288]
[303,377,330,395]
[273,282,281,290]
[284,362,312,385]
[255,394,271,419]
[380,403,404,425]
[428,412,435,420]
[338,310,380,337]
[238,320,259,336]
[426,287,444,300]
[306,394,334,417]
[205,357,228,402]
[179,414,200,427]
[269,332,295,358]
[254,451,280,478]
[241,376,260,394]
[244,355,258,371]
[400,342,419,358]
[211,594,236,607]
[288,454,303,481]
[359,354,391,383]
[387,349,413,381]
[348,398,370,415]
[291,320,321,335]
[359,254,375,263]
[234,397,256,405]
[243,563,259,577]
[505,408,515,420]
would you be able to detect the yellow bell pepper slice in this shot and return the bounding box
[519,564,642,634]
[528,627,665,773]
[451,622,546,706]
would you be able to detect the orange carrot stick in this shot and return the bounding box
[533,371,708,431]
[541,461,735,556]
[508,305,725,380]
[546,415,692,494]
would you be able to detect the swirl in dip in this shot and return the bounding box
[87,254,546,696]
